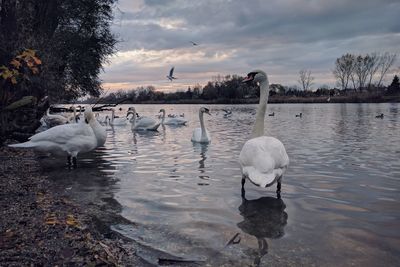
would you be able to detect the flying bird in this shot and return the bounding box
[190,41,198,46]
[166,67,177,81]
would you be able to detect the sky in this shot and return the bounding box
[100,0,400,92]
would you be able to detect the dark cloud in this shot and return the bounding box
[102,0,400,90]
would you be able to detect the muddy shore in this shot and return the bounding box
[0,146,149,266]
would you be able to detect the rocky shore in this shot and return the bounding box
[0,146,147,266]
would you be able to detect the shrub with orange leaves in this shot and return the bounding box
[0,49,42,86]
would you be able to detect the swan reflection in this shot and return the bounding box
[193,143,210,184]
[237,195,288,266]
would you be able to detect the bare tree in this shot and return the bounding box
[376,52,397,87]
[298,69,314,91]
[333,53,355,90]
[353,55,370,90]
[365,53,380,88]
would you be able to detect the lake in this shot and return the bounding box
[40,103,400,266]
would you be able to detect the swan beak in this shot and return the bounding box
[242,75,253,83]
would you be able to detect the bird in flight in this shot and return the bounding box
[190,41,198,46]
[166,67,177,81]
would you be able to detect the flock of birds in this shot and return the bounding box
[9,70,288,196]
[9,69,387,196]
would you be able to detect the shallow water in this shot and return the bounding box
[41,103,400,266]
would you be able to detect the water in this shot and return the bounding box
[41,103,400,266]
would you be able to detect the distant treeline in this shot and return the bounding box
[83,74,400,105]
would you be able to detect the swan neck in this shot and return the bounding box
[199,111,206,139]
[251,80,269,138]
[161,110,165,124]
[111,110,115,121]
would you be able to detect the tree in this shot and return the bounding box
[0,0,117,104]
[333,53,354,90]
[0,0,117,140]
[376,52,397,87]
[298,69,314,91]
[387,75,400,95]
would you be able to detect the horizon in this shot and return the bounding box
[100,0,400,93]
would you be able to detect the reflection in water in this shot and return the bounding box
[48,104,400,266]
[193,143,210,184]
[237,195,288,266]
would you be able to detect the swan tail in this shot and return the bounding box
[149,123,160,131]
[8,141,36,148]
[242,166,276,188]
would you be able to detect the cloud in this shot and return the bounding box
[102,0,400,91]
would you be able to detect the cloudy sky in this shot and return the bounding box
[101,0,400,92]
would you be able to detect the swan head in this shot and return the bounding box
[159,108,165,113]
[243,70,268,84]
[200,107,211,115]
[84,107,94,124]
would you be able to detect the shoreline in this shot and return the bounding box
[0,146,147,266]
[77,94,400,105]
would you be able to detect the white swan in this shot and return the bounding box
[159,109,187,125]
[239,70,289,198]
[191,107,211,143]
[9,107,99,166]
[66,106,79,123]
[43,108,69,127]
[109,109,128,126]
[127,107,160,131]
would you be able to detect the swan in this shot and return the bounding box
[239,70,289,198]
[9,107,99,166]
[66,106,79,123]
[295,113,302,118]
[376,113,384,119]
[268,112,275,117]
[109,109,128,126]
[191,107,211,143]
[127,107,160,131]
[159,109,187,125]
[43,108,69,127]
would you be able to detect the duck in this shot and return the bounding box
[159,109,187,125]
[191,107,211,143]
[9,107,99,166]
[127,107,160,131]
[268,112,275,117]
[375,113,384,119]
[239,70,289,198]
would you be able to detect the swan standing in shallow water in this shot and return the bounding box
[159,109,187,125]
[191,107,211,143]
[127,107,160,131]
[239,70,289,198]
[9,107,99,166]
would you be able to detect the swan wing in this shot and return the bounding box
[191,128,210,143]
[165,118,187,125]
[239,136,289,187]
[169,67,175,76]
[135,116,157,128]
[29,123,92,144]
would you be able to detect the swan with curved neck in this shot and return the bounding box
[127,107,160,131]
[9,107,99,166]
[191,107,211,143]
[44,108,69,127]
[109,109,127,126]
[159,109,187,125]
[239,70,289,198]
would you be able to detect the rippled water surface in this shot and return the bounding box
[42,103,400,266]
